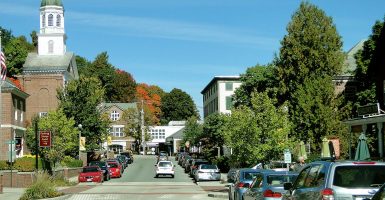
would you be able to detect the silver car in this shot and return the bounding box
[194,164,221,182]
[243,171,298,200]
[284,160,385,200]
[155,161,175,178]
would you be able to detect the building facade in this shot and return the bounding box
[101,103,137,153]
[146,122,185,155]
[0,79,29,160]
[201,76,241,118]
[18,0,78,122]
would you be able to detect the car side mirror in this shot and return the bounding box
[283,182,293,190]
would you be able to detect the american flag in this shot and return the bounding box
[1,50,6,81]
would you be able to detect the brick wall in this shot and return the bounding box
[0,168,82,188]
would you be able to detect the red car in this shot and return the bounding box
[78,166,104,183]
[107,161,122,178]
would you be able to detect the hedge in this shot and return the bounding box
[0,157,42,171]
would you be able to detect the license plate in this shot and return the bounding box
[87,178,92,182]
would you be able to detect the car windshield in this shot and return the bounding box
[83,167,99,173]
[108,163,118,168]
[159,162,172,167]
[243,172,259,180]
[201,164,217,169]
[90,161,106,169]
[333,165,385,188]
[267,174,297,186]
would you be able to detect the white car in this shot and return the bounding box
[155,161,175,178]
[194,164,221,182]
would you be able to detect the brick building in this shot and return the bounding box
[0,79,29,160]
[18,0,78,122]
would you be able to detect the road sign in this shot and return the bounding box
[39,131,52,147]
[8,151,16,163]
[284,149,292,164]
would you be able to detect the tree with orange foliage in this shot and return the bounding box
[135,83,164,125]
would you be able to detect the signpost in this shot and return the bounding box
[5,140,15,187]
[39,131,51,147]
[284,149,292,171]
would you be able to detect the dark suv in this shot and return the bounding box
[283,160,385,200]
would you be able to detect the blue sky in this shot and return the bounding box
[1,0,385,115]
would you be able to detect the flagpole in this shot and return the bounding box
[0,30,3,159]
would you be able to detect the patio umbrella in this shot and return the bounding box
[321,137,331,158]
[298,141,308,160]
[354,133,371,161]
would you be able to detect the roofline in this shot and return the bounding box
[201,76,240,94]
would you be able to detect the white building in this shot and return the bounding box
[201,76,241,118]
[146,121,185,155]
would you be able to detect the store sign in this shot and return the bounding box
[39,131,51,147]
[357,103,380,117]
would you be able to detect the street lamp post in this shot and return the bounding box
[78,124,82,160]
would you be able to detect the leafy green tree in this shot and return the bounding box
[82,52,117,101]
[0,26,14,47]
[276,2,344,102]
[4,36,34,77]
[30,31,38,50]
[224,92,293,167]
[233,64,278,108]
[182,116,203,146]
[112,69,137,102]
[353,19,385,110]
[58,77,110,150]
[275,2,344,150]
[201,113,228,162]
[25,109,78,172]
[161,88,199,124]
[75,55,91,76]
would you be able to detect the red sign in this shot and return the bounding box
[39,131,51,147]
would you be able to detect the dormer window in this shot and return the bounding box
[56,14,61,27]
[110,110,120,121]
[48,14,53,26]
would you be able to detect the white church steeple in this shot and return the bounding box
[38,0,66,55]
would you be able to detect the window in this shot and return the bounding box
[48,40,54,53]
[56,14,61,27]
[226,96,233,110]
[42,14,46,27]
[110,110,120,121]
[225,82,233,91]
[151,129,166,139]
[48,14,53,26]
[110,127,124,137]
[14,99,18,121]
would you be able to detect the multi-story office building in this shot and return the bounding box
[201,76,241,118]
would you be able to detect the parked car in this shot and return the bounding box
[194,164,221,182]
[283,160,385,200]
[190,159,209,177]
[227,168,239,184]
[228,168,272,200]
[120,152,133,164]
[242,170,298,200]
[155,160,175,178]
[107,159,124,173]
[178,153,189,166]
[78,166,104,183]
[184,158,194,173]
[182,155,192,169]
[116,155,128,169]
[106,160,122,178]
[88,161,111,181]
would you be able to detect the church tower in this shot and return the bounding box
[38,0,66,55]
[19,0,78,122]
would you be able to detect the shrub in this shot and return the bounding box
[0,160,9,170]
[60,156,83,168]
[12,157,43,172]
[19,172,63,200]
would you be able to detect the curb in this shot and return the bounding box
[208,193,228,199]
[42,194,73,200]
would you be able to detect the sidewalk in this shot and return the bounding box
[198,173,229,199]
[0,187,25,200]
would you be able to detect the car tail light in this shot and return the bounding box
[353,161,375,164]
[263,189,282,198]
[116,169,120,172]
[321,188,334,200]
[237,182,248,188]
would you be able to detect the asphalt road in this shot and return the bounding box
[109,155,193,182]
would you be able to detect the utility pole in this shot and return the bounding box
[141,100,146,155]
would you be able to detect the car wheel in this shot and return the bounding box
[155,174,158,178]
[171,175,174,178]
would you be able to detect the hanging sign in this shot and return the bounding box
[39,131,51,147]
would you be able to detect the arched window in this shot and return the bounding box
[56,14,61,27]
[48,14,53,26]
[42,14,46,27]
[48,40,54,53]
